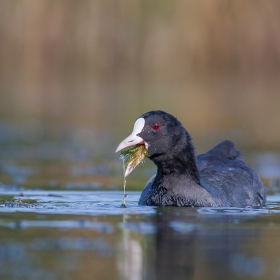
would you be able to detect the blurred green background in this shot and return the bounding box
[1,0,280,151]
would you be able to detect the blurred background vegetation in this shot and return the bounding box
[0,0,280,152]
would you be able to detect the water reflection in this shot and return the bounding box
[118,206,275,280]
[1,197,280,279]
[118,214,144,280]
[162,209,273,279]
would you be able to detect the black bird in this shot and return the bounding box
[116,110,266,207]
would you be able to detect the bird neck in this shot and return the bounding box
[150,134,201,185]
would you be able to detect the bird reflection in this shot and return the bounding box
[153,208,264,280]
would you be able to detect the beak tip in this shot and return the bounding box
[115,145,121,153]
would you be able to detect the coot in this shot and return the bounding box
[116,111,266,207]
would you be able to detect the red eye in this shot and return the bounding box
[152,123,161,131]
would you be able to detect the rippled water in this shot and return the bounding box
[1,124,280,280]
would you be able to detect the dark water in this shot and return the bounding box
[1,125,280,280]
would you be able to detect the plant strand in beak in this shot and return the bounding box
[120,144,149,177]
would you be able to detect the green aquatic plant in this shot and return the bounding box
[120,144,149,177]
[119,144,149,206]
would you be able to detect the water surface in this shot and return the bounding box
[1,125,280,280]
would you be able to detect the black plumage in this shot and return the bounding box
[118,110,266,207]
